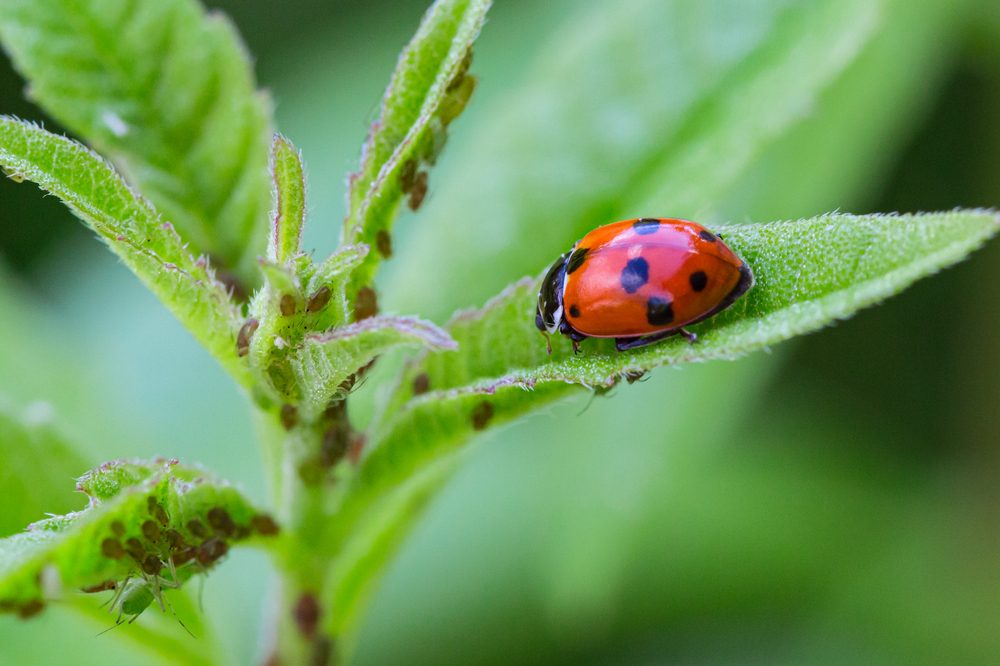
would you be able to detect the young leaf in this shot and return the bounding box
[290,317,456,418]
[0,398,87,537]
[323,210,997,635]
[268,134,306,264]
[0,459,278,620]
[0,118,250,387]
[0,0,272,282]
[344,0,492,299]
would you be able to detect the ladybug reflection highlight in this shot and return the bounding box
[536,218,754,352]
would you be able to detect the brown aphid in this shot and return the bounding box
[163,529,186,550]
[141,555,163,576]
[101,538,126,560]
[196,537,229,566]
[187,519,208,539]
[306,286,332,314]
[237,318,260,357]
[353,286,378,321]
[250,514,280,536]
[173,546,197,566]
[110,521,126,538]
[292,593,320,639]
[280,404,299,431]
[375,230,392,259]
[81,580,117,594]
[412,372,430,396]
[471,401,494,430]
[124,538,146,562]
[141,520,161,543]
[17,599,44,619]
[297,456,326,486]
[408,171,428,211]
[280,293,297,316]
[148,498,169,526]
[400,158,418,193]
[207,507,236,537]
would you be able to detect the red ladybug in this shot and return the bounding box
[536,218,754,352]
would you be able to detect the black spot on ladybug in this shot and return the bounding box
[698,229,717,243]
[633,218,660,234]
[566,247,589,274]
[471,401,494,430]
[568,304,581,318]
[646,297,674,326]
[689,270,708,292]
[620,257,649,294]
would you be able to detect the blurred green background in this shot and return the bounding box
[2,0,1000,663]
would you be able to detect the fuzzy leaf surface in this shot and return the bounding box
[289,317,456,418]
[0,459,277,618]
[268,134,305,264]
[344,0,491,298]
[0,0,272,280]
[0,118,249,386]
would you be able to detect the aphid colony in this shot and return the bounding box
[89,495,279,626]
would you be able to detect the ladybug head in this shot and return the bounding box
[536,252,568,336]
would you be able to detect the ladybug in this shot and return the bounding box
[536,218,754,352]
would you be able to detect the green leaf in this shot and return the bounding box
[268,134,306,265]
[0,0,272,282]
[290,317,456,418]
[387,0,886,321]
[344,0,491,299]
[326,210,997,634]
[0,459,279,620]
[0,398,88,537]
[0,118,249,387]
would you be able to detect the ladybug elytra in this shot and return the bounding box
[536,218,753,352]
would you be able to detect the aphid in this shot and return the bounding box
[187,519,208,539]
[293,593,320,639]
[280,404,299,431]
[536,218,754,352]
[280,293,297,316]
[81,580,118,594]
[471,401,493,431]
[412,372,430,396]
[307,286,332,314]
[375,230,393,259]
[124,538,146,563]
[141,520,161,543]
[236,318,260,357]
[195,537,229,566]
[147,498,169,526]
[101,538,126,560]
[408,171,428,211]
[250,515,280,536]
[110,521,126,538]
[353,286,378,321]
[207,508,235,537]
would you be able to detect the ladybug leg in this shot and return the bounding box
[678,328,697,343]
[615,329,678,351]
[568,329,586,355]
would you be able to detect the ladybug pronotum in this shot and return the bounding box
[536,217,754,352]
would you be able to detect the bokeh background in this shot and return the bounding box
[2,0,1000,663]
